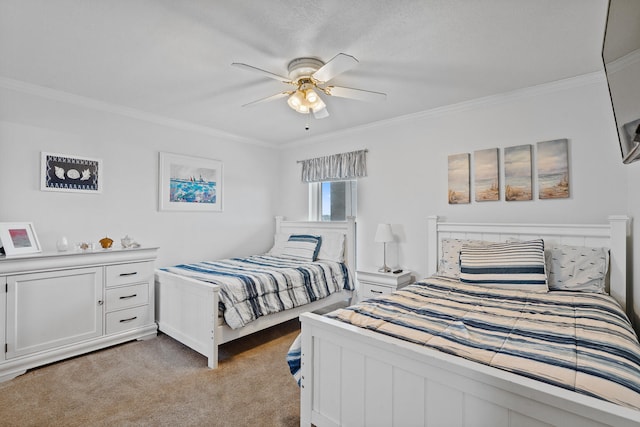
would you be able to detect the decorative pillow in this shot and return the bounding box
[316,232,345,262]
[459,239,548,292]
[281,235,322,261]
[545,244,609,293]
[437,238,490,279]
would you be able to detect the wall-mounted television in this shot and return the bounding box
[602,0,640,164]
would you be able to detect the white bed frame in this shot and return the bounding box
[155,216,355,369]
[300,215,640,427]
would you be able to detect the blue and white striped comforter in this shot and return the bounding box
[290,275,640,410]
[162,255,353,329]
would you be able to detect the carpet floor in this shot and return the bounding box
[0,319,302,427]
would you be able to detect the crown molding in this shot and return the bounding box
[605,48,640,74]
[0,76,276,149]
[281,71,606,150]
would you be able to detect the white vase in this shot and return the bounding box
[57,236,69,252]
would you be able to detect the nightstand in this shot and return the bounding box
[357,269,412,300]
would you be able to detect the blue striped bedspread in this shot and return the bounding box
[289,275,640,410]
[161,255,353,329]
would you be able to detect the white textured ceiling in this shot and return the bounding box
[0,0,610,146]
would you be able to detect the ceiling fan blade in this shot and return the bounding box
[242,91,291,107]
[231,62,292,83]
[312,53,358,83]
[313,108,329,119]
[325,86,387,102]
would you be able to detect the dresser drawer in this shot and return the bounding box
[361,282,393,299]
[105,305,152,335]
[105,283,149,312]
[105,261,154,287]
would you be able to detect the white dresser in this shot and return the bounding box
[0,247,158,382]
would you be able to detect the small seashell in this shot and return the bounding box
[67,169,80,179]
[55,166,65,180]
[80,169,91,181]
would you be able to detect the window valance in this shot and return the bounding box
[299,149,367,182]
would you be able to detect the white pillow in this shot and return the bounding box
[268,232,290,255]
[316,232,345,262]
[545,244,609,293]
[437,238,490,279]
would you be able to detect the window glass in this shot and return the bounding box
[309,180,356,221]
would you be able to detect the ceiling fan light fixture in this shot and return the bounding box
[305,89,319,103]
[287,91,304,109]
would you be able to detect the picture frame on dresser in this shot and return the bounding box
[0,222,41,257]
[158,152,223,212]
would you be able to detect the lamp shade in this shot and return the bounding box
[374,223,394,243]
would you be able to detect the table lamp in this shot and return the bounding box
[375,223,394,272]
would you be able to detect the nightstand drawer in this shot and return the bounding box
[105,283,149,312]
[105,261,154,287]
[106,305,151,335]
[361,282,393,299]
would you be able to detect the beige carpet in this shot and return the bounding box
[0,319,302,427]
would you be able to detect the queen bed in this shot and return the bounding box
[297,215,640,426]
[155,216,355,369]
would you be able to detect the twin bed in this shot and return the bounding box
[298,215,640,426]
[154,216,355,368]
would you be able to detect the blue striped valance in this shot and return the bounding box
[300,149,367,182]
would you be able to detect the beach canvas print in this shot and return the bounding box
[537,139,569,199]
[504,144,532,201]
[474,148,499,202]
[448,153,470,204]
[159,152,223,211]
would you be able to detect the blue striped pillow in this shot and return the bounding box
[459,239,548,292]
[281,234,322,261]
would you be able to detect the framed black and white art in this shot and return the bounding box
[41,152,102,193]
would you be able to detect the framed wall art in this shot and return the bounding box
[504,144,533,201]
[0,222,42,257]
[537,139,569,199]
[474,148,499,202]
[41,152,102,193]
[448,153,470,204]
[158,152,223,212]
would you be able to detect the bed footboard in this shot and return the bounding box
[155,270,219,368]
[300,313,640,427]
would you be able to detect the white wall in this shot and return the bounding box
[0,85,280,268]
[277,74,638,324]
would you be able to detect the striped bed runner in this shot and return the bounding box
[162,255,353,329]
[326,276,640,410]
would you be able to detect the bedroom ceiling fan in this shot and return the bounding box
[231,53,386,119]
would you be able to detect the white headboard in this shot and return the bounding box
[427,215,630,315]
[274,216,356,270]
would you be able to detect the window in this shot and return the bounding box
[309,180,357,221]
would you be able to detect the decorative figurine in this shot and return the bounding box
[56,236,69,252]
[99,236,113,249]
[120,235,140,249]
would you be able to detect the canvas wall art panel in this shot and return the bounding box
[504,144,533,201]
[41,152,102,193]
[448,153,470,204]
[159,152,223,212]
[474,148,499,202]
[537,139,569,199]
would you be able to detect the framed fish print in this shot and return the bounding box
[158,152,223,212]
[0,222,42,257]
[41,152,102,193]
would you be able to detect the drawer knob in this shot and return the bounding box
[371,290,383,294]
[119,272,138,277]
[119,316,138,323]
[119,294,137,300]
